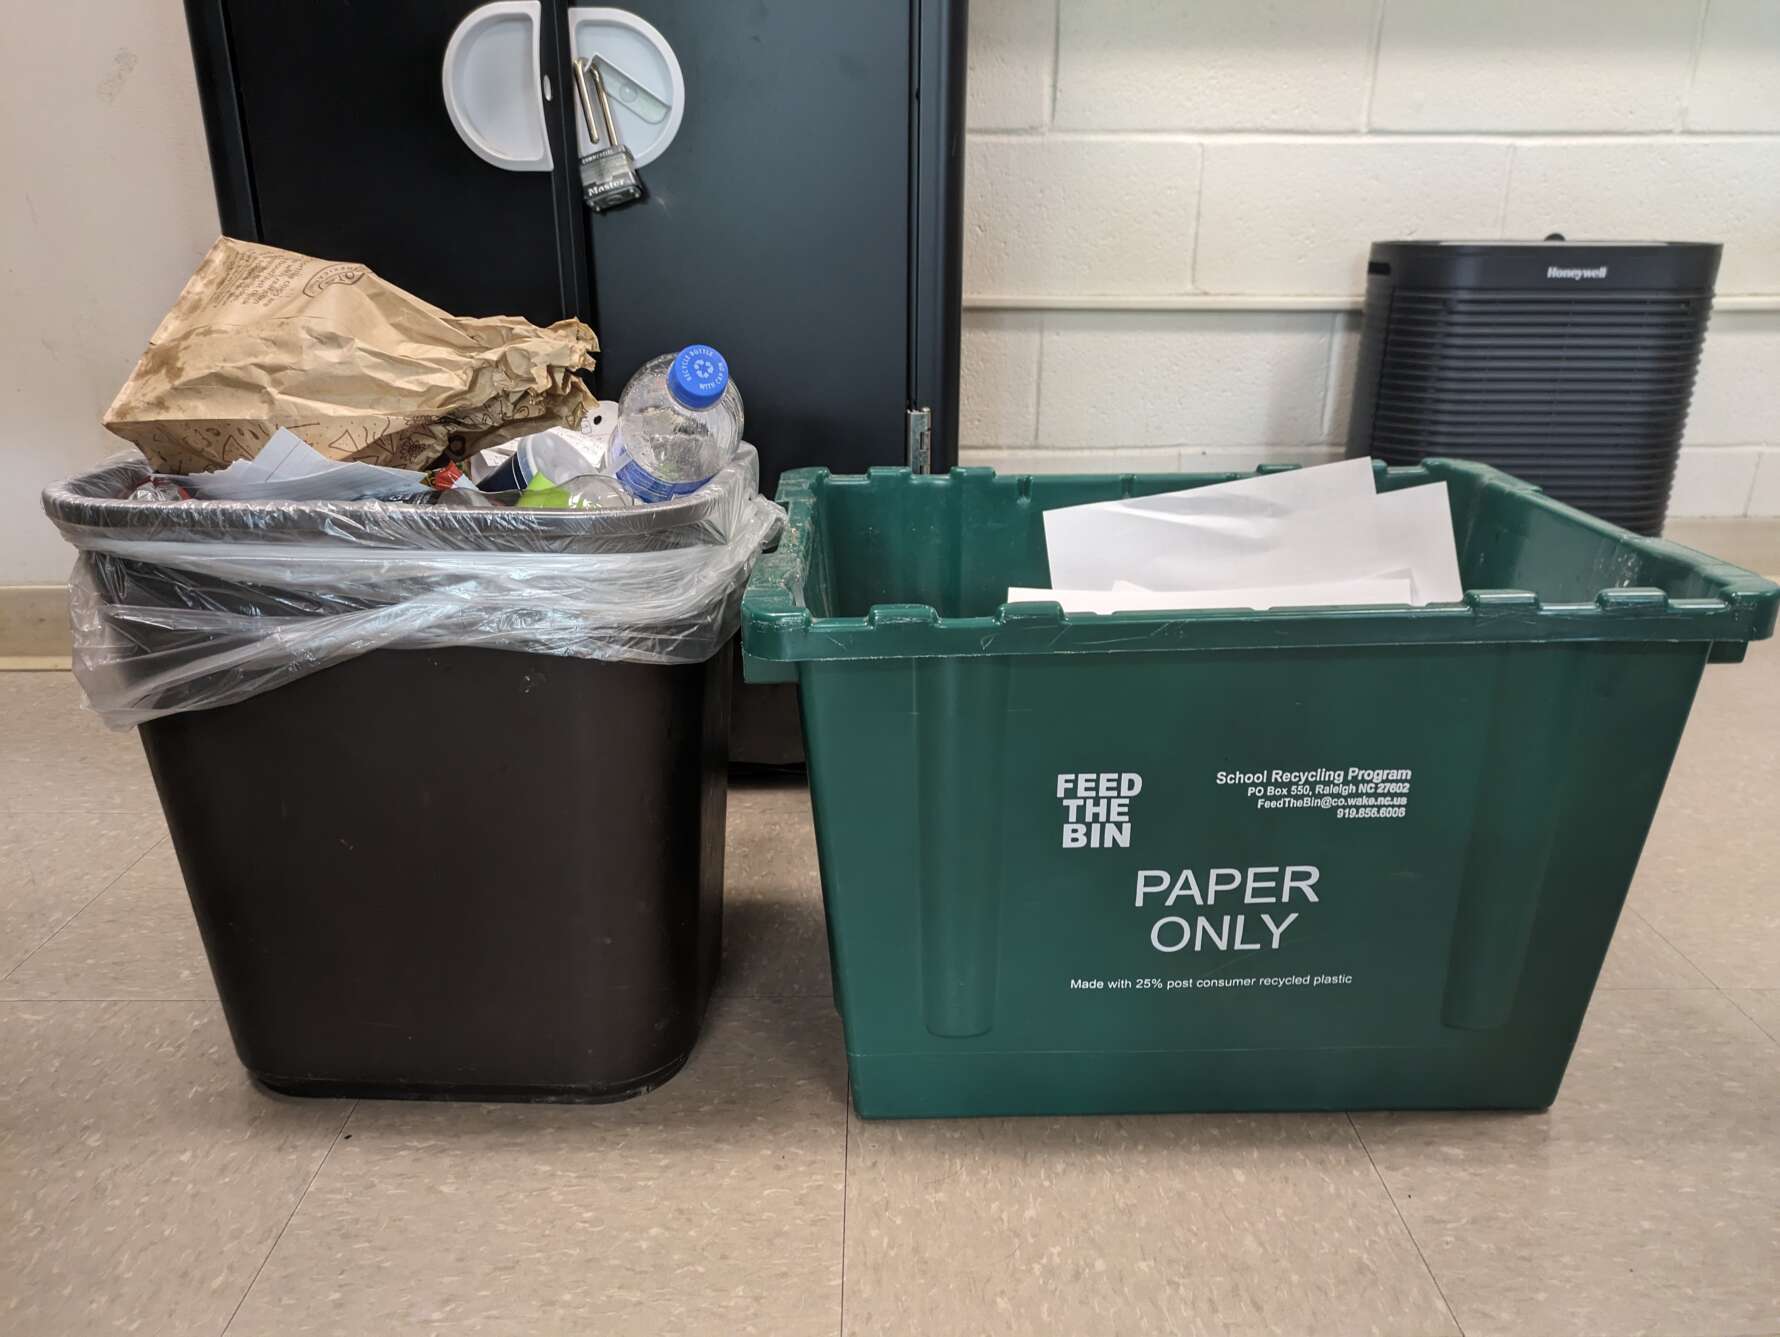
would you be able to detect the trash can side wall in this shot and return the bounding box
[144,644,731,1100]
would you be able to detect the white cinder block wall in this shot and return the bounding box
[3,0,216,585]
[960,0,1780,518]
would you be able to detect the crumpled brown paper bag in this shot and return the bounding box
[103,237,597,474]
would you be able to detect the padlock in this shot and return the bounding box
[570,57,644,213]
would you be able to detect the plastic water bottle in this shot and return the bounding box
[607,344,743,503]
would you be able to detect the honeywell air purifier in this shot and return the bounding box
[1347,240,1720,535]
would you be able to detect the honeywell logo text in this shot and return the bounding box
[1547,265,1608,280]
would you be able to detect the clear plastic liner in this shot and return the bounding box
[43,446,784,728]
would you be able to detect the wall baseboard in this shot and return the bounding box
[0,585,71,661]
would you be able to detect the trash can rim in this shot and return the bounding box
[42,445,765,553]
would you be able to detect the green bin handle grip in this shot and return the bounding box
[741,469,824,685]
[916,655,1009,1038]
[1441,646,1579,1031]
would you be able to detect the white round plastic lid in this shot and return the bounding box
[567,7,685,168]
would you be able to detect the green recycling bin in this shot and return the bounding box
[741,460,1776,1119]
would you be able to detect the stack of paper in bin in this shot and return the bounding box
[1014,457,1463,615]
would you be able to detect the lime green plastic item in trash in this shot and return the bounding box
[516,472,572,509]
[740,459,1777,1119]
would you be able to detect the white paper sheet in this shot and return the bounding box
[1042,459,1370,591]
[1375,482,1464,604]
[1006,578,1415,614]
[1078,456,1379,523]
[1040,458,1463,606]
[1044,488,1386,592]
[170,428,432,502]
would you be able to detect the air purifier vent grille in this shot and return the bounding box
[1347,241,1720,536]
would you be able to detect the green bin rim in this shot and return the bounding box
[740,458,1779,671]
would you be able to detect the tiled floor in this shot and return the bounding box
[2,664,1777,1337]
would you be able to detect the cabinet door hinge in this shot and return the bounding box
[906,406,932,473]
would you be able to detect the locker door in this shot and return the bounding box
[574,1,914,489]
[210,0,585,327]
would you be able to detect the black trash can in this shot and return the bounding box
[43,449,780,1102]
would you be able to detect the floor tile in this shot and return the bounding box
[0,841,216,1001]
[1592,909,1713,991]
[720,778,831,999]
[0,672,158,813]
[0,643,1775,1334]
[0,812,166,978]
[1353,989,1780,1337]
[225,993,847,1337]
[0,1001,349,1337]
[1630,654,1780,990]
[843,1111,1456,1337]
[1726,989,1780,1044]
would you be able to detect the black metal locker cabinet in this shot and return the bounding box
[184,0,966,491]
[187,0,584,327]
[185,0,966,763]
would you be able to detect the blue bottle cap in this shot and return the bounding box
[668,344,729,411]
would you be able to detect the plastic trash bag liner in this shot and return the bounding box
[42,446,783,728]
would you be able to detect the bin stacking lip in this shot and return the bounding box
[743,459,1777,674]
